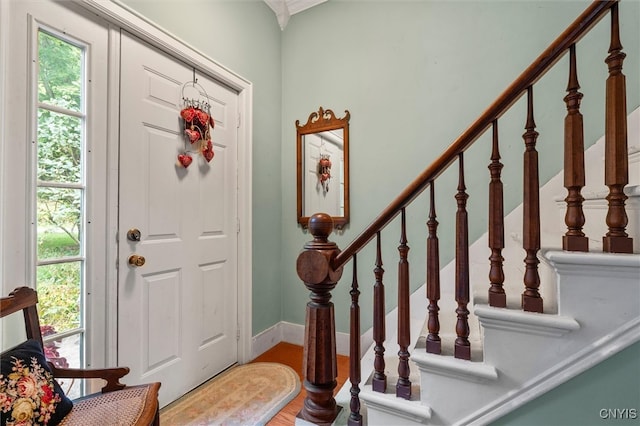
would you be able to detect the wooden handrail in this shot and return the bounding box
[332,0,617,270]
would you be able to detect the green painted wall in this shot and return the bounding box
[120,0,284,335]
[119,0,640,334]
[280,0,639,333]
[120,0,640,336]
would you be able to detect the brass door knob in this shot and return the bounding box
[127,228,141,242]
[128,254,146,267]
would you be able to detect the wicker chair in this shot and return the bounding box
[0,286,161,425]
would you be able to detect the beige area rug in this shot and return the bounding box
[160,362,300,425]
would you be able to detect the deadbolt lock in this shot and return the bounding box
[128,254,146,267]
[127,228,141,241]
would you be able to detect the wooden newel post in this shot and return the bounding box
[296,213,343,425]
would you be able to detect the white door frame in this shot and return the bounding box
[0,1,8,296]
[73,0,253,366]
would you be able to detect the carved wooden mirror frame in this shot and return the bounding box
[296,107,350,229]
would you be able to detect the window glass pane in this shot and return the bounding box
[37,262,81,333]
[37,109,82,184]
[38,31,82,111]
[37,187,81,259]
[35,29,86,374]
[43,332,84,399]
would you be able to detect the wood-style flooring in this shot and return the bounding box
[251,342,350,426]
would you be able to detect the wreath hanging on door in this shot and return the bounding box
[318,154,332,194]
[177,79,215,168]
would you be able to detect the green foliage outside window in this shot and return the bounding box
[36,31,84,334]
[38,31,81,109]
[37,261,81,334]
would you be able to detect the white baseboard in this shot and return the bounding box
[252,321,374,360]
[251,322,284,360]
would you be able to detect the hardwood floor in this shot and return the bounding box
[251,342,350,426]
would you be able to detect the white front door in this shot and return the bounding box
[117,32,239,406]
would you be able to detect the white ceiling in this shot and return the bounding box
[263,0,327,30]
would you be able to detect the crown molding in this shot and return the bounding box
[263,0,327,30]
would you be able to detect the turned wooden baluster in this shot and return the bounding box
[397,208,411,399]
[296,213,343,424]
[603,3,633,254]
[426,182,441,353]
[348,255,362,426]
[522,86,543,313]
[488,120,506,307]
[563,43,588,252]
[455,153,471,360]
[372,232,387,393]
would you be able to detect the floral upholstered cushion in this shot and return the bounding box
[0,339,73,426]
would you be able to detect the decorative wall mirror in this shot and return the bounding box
[296,107,350,229]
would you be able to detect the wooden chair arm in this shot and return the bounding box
[49,364,130,393]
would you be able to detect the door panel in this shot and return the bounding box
[118,31,239,406]
[145,270,182,370]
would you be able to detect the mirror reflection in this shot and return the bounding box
[296,107,350,229]
[303,130,344,216]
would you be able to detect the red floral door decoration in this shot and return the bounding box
[177,79,215,168]
[318,154,332,193]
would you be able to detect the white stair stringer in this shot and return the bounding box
[464,251,640,425]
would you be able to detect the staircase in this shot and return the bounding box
[294,2,639,425]
[332,107,639,425]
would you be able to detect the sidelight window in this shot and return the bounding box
[34,29,86,397]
